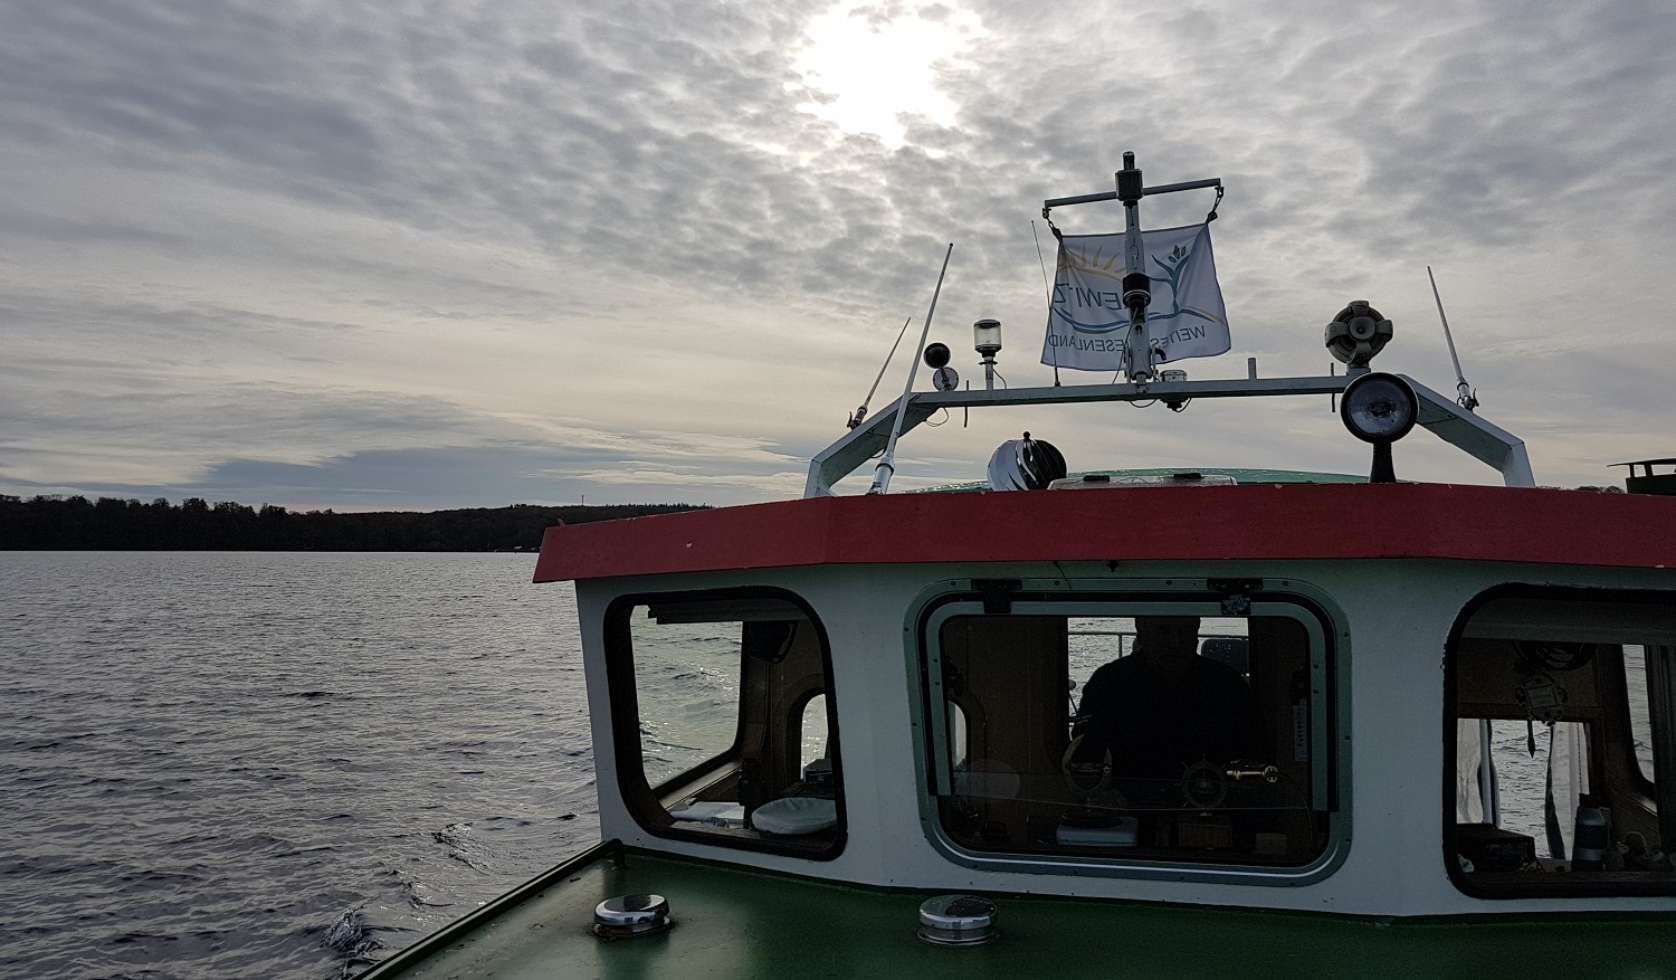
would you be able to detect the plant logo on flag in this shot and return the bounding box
[1041,223,1231,372]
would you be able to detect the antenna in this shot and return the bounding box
[848,316,913,429]
[1427,266,1479,412]
[1031,220,1061,386]
[869,243,953,495]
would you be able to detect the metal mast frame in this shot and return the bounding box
[802,372,1535,497]
[1042,150,1222,383]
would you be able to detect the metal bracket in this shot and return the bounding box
[974,579,1022,614]
[1208,578,1262,617]
[803,375,1350,497]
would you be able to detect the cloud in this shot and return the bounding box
[2,0,1672,510]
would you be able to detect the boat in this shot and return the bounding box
[361,155,1676,978]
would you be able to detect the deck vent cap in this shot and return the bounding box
[918,894,997,946]
[593,894,671,939]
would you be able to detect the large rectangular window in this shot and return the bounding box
[1447,589,1676,897]
[606,590,843,857]
[921,594,1336,874]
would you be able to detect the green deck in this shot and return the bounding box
[365,845,1676,979]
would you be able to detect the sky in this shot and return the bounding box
[2,0,1673,511]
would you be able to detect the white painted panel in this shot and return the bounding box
[569,559,1676,917]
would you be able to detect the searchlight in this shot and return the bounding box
[1340,371,1418,484]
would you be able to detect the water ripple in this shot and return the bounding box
[0,552,597,979]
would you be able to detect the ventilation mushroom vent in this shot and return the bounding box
[593,894,671,940]
[917,894,997,946]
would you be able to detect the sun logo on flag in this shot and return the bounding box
[1058,242,1125,282]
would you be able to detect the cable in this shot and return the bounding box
[1032,221,1062,387]
[925,407,951,427]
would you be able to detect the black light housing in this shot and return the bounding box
[1340,371,1417,483]
[923,342,951,369]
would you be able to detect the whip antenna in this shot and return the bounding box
[869,243,953,495]
[1032,220,1061,386]
[1427,266,1479,412]
[848,316,914,429]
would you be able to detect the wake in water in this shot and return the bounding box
[324,906,384,978]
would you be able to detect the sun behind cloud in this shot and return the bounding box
[792,1,986,146]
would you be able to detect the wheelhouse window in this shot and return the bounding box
[606,592,842,857]
[1447,590,1676,896]
[923,596,1334,871]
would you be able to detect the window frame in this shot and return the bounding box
[604,586,847,860]
[1441,583,1676,899]
[907,577,1351,886]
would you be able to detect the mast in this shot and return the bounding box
[1041,151,1221,383]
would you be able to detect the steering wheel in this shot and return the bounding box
[1061,734,1113,796]
[1180,758,1282,810]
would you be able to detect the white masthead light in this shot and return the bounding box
[973,318,1002,390]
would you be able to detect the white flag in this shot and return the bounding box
[1040,223,1230,372]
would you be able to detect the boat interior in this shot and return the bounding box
[1450,592,1676,895]
[604,594,844,857]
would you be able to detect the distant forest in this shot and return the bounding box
[0,495,705,551]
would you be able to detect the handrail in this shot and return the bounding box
[804,372,1535,496]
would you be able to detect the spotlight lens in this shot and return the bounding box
[1341,373,1417,443]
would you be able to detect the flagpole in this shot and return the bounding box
[1116,151,1154,382]
[1031,220,1061,386]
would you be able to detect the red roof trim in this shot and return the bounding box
[532,484,1676,583]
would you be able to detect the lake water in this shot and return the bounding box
[0,552,596,979]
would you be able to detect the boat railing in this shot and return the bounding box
[804,370,1534,497]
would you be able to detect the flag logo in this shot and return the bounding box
[1041,223,1231,372]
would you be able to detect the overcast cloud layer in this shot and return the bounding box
[3,0,1674,510]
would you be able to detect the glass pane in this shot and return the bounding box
[631,608,743,787]
[800,694,829,773]
[1627,644,1654,782]
[937,610,1326,866]
[946,701,969,769]
[618,596,842,853]
[1450,594,1672,893]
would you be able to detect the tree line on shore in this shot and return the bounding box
[0,494,705,551]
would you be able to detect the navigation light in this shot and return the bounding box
[973,318,1002,390]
